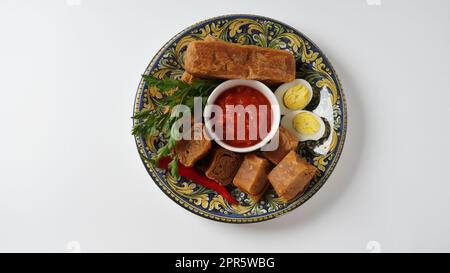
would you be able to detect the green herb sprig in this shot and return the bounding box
[132,75,220,177]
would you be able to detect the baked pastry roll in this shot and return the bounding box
[262,126,298,164]
[267,150,317,201]
[184,36,296,84]
[202,147,243,185]
[233,154,271,197]
[175,123,212,167]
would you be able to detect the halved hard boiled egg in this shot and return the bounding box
[275,79,313,115]
[281,110,325,141]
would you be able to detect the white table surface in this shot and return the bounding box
[1,0,450,253]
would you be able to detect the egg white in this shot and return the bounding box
[274,79,313,115]
[280,110,325,141]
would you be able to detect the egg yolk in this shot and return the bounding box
[283,84,310,110]
[293,112,320,135]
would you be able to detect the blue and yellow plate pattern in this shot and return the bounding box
[133,14,347,223]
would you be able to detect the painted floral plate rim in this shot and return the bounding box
[133,14,347,223]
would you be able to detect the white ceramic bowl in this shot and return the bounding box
[203,79,281,153]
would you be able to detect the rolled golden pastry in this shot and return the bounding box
[262,126,298,164]
[175,123,212,167]
[184,36,296,84]
[203,147,243,185]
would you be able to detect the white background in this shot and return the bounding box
[1,0,449,253]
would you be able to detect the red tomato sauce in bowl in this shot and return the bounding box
[214,85,272,148]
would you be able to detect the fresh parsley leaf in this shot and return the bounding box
[132,76,221,178]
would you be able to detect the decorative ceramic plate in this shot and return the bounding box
[133,14,347,223]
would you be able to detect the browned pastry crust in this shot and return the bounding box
[202,147,243,185]
[233,154,271,196]
[184,36,296,84]
[247,183,270,203]
[267,150,317,201]
[181,71,196,84]
[262,126,299,164]
[175,123,212,167]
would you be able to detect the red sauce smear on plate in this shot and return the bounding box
[214,85,272,148]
